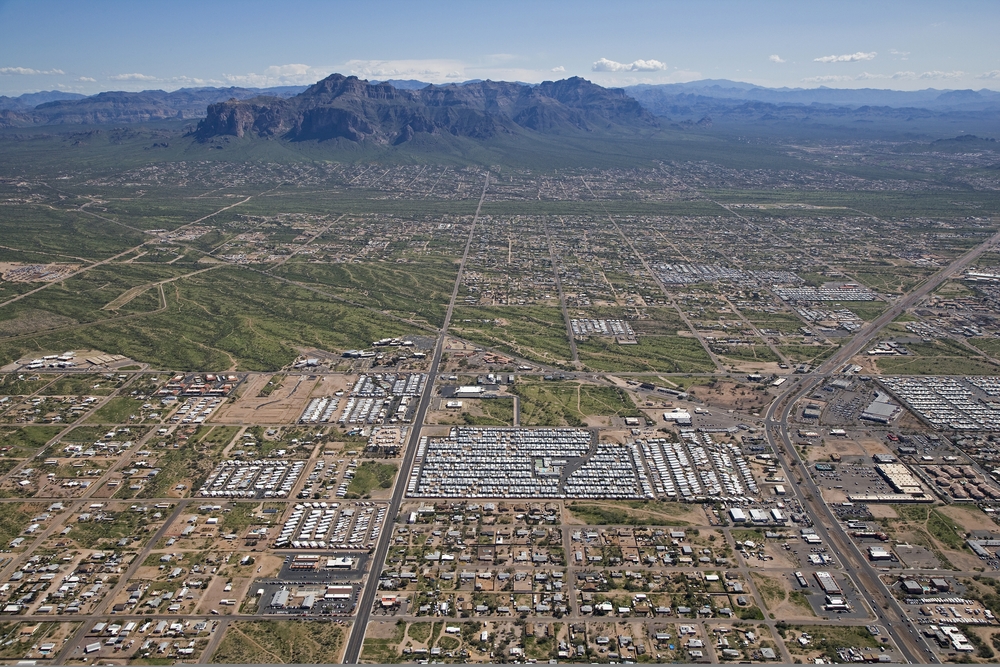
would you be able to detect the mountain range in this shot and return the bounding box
[0,86,306,126]
[2,76,999,140]
[194,74,657,144]
[626,80,1000,111]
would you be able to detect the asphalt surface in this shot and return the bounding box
[341,172,491,663]
[758,226,1000,664]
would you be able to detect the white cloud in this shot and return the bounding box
[803,70,968,85]
[890,49,910,56]
[0,67,65,75]
[813,51,877,63]
[551,66,565,73]
[979,70,1000,80]
[918,70,964,80]
[592,58,667,72]
[801,75,855,83]
[590,69,701,86]
[855,71,917,80]
[342,59,466,83]
[223,63,334,87]
[109,72,157,81]
[768,55,786,64]
[77,76,96,82]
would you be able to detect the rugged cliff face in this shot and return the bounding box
[195,74,658,143]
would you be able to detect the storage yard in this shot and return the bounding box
[198,460,306,498]
[274,501,387,550]
[880,376,1000,430]
[407,427,655,499]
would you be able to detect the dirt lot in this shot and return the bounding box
[688,380,772,413]
[210,619,349,664]
[751,572,818,621]
[939,504,999,534]
[868,505,898,519]
[425,397,515,426]
[213,374,351,425]
[803,437,866,462]
[856,437,894,457]
[562,499,708,527]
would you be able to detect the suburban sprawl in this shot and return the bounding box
[2,105,1000,666]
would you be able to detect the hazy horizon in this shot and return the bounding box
[5,74,1000,99]
[0,0,997,96]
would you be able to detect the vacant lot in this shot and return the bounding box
[210,620,346,664]
[347,461,398,498]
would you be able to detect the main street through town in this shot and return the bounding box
[760,225,1000,663]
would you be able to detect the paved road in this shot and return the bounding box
[765,382,934,663]
[544,219,580,365]
[55,499,193,663]
[341,172,491,663]
[756,223,1000,664]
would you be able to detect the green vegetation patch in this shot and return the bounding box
[0,267,418,371]
[407,622,432,643]
[460,398,515,426]
[970,337,1000,360]
[133,425,238,498]
[0,374,52,396]
[778,343,839,365]
[71,505,163,549]
[786,624,879,661]
[840,301,889,321]
[451,306,572,366]
[210,620,345,664]
[85,396,146,423]
[746,312,808,334]
[927,508,965,551]
[736,605,765,620]
[361,621,406,664]
[848,265,935,295]
[40,374,121,396]
[714,343,780,364]
[275,257,458,327]
[567,500,691,526]
[0,265,183,331]
[0,502,45,548]
[220,502,264,533]
[788,591,816,616]
[0,425,62,457]
[257,374,286,398]
[512,380,641,426]
[876,356,1000,376]
[751,572,785,609]
[578,335,715,372]
[347,461,398,498]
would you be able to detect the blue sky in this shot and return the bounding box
[0,0,997,95]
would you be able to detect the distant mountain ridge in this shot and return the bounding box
[624,80,1000,115]
[194,74,658,144]
[0,90,87,111]
[2,77,999,138]
[0,85,307,127]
